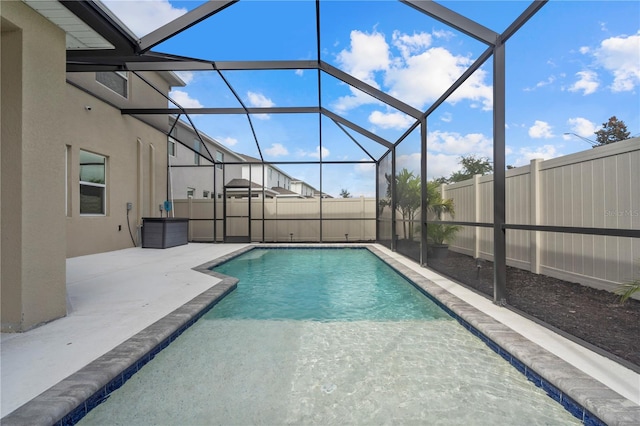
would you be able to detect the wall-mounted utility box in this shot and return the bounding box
[141,218,188,249]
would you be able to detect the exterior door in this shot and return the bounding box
[223,187,250,242]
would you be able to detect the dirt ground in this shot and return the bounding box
[395,243,640,368]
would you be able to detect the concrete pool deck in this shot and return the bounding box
[1,243,638,424]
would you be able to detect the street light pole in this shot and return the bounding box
[563,132,598,147]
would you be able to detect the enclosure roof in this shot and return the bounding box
[31,0,547,165]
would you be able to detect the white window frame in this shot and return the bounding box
[168,137,176,157]
[216,150,224,169]
[79,150,107,216]
[194,139,201,165]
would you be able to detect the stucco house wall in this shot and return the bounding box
[61,83,170,257]
[1,1,67,331]
[1,1,180,331]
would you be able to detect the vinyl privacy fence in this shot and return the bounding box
[173,138,639,293]
[442,138,639,293]
[172,196,377,243]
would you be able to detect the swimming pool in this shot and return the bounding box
[79,247,582,425]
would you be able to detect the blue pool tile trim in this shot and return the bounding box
[1,273,237,426]
[54,280,237,426]
[365,246,618,426]
[4,244,635,426]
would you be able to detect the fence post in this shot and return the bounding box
[188,197,193,241]
[361,195,365,241]
[530,158,541,274]
[473,174,481,259]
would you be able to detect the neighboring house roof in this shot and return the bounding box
[225,178,263,189]
[225,179,278,198]
[313,190,333,198]
[170,116,243,163]
[238,154,260,163]
[271,187,304,198]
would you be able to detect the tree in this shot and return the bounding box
[594,116,630,146]
[425,181,461,246]
[395,169,422,240]
[426,181,455,219]
[446,155,493,183]
[381,170,458,242]
[339,188,351,198]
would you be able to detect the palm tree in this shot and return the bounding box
[383,169,421,240]
[382,172,459,244]
[615,259,640,303]
[426,181,460,246]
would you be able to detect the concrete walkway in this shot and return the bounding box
[1,243,248,418]
[1,243,638,421]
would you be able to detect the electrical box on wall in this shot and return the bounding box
[126,202,133,211]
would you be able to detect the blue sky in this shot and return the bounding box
[103,0,640,197]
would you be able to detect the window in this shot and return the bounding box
[96,71,128,98]
[187,187,195,198]
[79,150,106,215]
[168,138,176,157]
[194,139,200,165]
[203,190,209,198]
[216,151,224,169]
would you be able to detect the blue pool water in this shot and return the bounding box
[80,248,581,425]
[210,248,450,321]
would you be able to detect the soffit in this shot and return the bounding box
[22,0,113,49]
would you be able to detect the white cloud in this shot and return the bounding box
[427,130,493,157]
[333,29,493,115]
[354,160,376,174]
[295,69,304,76]
[566,117,597,138]
[528,120,554,139]
[524,75,556,91]
[169,90,202,108]
[247,91,275,107]
[395,152,421,176]
[440,112,452,123]
[332,87,384,113]
[392,30,432,60]
[175,71,194,85]
[432,29,455,41]
[385,46,492,110]
[568,70,599,95]
[594,32,640,92]
[308,146,330,159]
[513,145,560,167]
[336,30,390,84]
[579,46,590,54]
[369,110,415,130]
[246,91,274,120]
[217,136,238,147]
[427,153,460,180]
[264,143,289,157]
[102,0,187,37]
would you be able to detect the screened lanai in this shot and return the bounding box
[63,0,639,368]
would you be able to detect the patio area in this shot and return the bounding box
[1,243,638,423]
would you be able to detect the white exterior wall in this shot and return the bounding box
[242,165,292,190]
[168,120,243,199]
[291,181,315,197]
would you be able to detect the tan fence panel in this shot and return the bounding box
[441,138,639,291]
[174,196,376,243]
